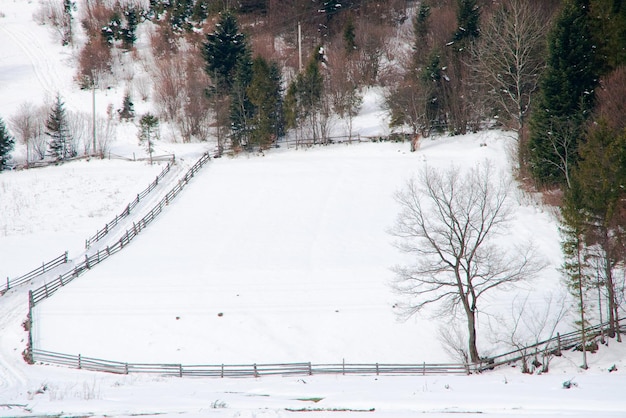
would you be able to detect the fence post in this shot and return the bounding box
[342,358,345,376]
[423,361,426,376]
[64,251,68,263]
[308,362,312,376]
[125,363,129,375]
[254,364,258,378]
[179,364,183,378]
[221,364,224,378]
[27,291,34,359]
[78,354,82,369]
[44,282,49,298]
[42,261,46,273]
[5,277,9,292]
[85,254,90,269]
[556,333,562,356]
[376,363,379,376]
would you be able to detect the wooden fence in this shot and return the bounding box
[30,152,211,307]
[28,318,626,378]
[1,252,68,295]
[85,155,176,249]
[30,349,469,377]
[476,319,626,372]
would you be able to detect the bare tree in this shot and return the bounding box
[390,162,545,363]
[10,103,39,167]
[468,0,547,142]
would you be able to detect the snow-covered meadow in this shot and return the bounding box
[1,0,626,416]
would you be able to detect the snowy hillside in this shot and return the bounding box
[1,0,626,416]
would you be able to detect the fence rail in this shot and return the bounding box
[477,319,626,371]
[29,318,626,379]
[31,349,469,377]
[85,155,176,249]
[1,252,68,295]
[30,152,211,307]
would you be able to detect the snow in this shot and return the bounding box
[0,1,625,416]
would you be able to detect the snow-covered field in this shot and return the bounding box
[1,0,626,416]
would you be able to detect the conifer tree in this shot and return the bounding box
[454,0,480,42]
[138,113,159,164]
[46,94,74,162]
[248,57,284,149]
[0,117,15,171]
[568,120,626,339]
[528,0,599,185]
[229,46,254,149]
[561,183,592,369]
[203,11,248,93]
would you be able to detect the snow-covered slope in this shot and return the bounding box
[1,1,625,416]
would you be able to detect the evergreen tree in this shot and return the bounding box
[528,0,599,185]
[454,0,480,42]
[561,183,592,369]
[46,94,74,162]
[203,11,248,93]
[122,7,139,49]
[138,113,159,164]
[229,46,254,149]
[285,54,324,142]
[0,117,15,171]
[118,93,135,121]
[248,57,284,149]
[343,19,356,54]
[568,120,626,338]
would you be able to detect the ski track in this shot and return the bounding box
[0,22,67,102]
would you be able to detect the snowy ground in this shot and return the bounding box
[1,0,626,416]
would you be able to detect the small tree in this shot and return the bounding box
[0,117,15,171]
[118,92,135,121]
[46,94,75,162]
[138,113,159,164]
[389,162,545,363]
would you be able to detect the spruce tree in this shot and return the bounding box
[454,0,480,42]
[229,46,254,149]
[46,94,74,162]
[0,117,15,171]
[528,0,599,185]
[569,120,626,338]
[248,57,284,149]
[203,11,248,93]
[561,182,592,369]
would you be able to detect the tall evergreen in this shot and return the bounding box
[46,94,74,162]
[203,11,248,93]
[247,57,284,149]
[561,182,592,369]
[229,46,254,149]
[454,0,480,42]
[528,0,599,185]
[0,117,15,171]
[568,120,626,338]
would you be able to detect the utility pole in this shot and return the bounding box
[92,83,96,156]
[298,21,302,72]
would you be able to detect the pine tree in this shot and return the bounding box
[0,117,15,171]
[138,113,159,164]
[343,19,356,54]
[46,94,74,162]
[528,0,599,185]
[203,12,248,93]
